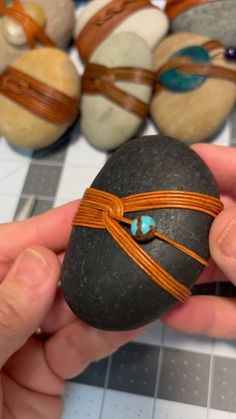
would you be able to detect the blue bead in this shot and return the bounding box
[160,46,210,92]
[131,215,156,242]
[131,218,138,237]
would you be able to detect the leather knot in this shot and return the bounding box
[82,63,154,119]
[94,0,136,26]
[74,188,124,229]
[83,64,115,91]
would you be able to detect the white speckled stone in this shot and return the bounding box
[0,48,80,150]
[150,32,236,144]
[170,0,236,47]
[75,0,169,59]
[0,0,75,72]
[81,32,154,151]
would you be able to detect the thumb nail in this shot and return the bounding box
[12,248,50,287]
[217,216,236,259]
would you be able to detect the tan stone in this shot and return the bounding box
[2,2,46,46]
[0,0,75,72]
[81,32,154,151]
[150,32,236,144]
[0,48,80,150]
[75,0,169,55]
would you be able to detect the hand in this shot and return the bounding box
[162,143,236,339]
[0,204,142,419]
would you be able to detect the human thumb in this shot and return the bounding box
[0,246,60,368]
[210,207,236,284]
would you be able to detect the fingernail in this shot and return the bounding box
[13,249,50,287]
[217,216,236,259]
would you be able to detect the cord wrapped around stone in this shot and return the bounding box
[73,187,223,302]
[0,0,55,48]
[82,63,155,118]
[76,0,156,62]
[0,66,79,124]
[155,40,236,93]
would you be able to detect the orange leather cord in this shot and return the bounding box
[76,0,156,62]
[155,41,236,94]
[0,66,79,124]
[82,63,155,119]
[73,188,224,302]
[165,0,219,20]
[0,0,56,48]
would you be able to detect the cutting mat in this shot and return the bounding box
[0,1,236,418]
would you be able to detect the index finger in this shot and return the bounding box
[191,143,236,198]
[0,200,79,264]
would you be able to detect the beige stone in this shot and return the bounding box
[0,48,80,150]
[81,32,154,151]
[0,0,75,72]
[2,2,46,46]
[151,32,236,144]
[75,0,169,56]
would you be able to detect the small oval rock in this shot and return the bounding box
[81,32,154,151]
[166,0,236,46]
[61,134,220,331]
[75,0,169,61]
[0,47,80,150]
[150,32,236,144]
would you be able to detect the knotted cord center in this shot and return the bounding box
[73,188,224,302]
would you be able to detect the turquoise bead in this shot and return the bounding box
[131,215,157,242]
[159,45,210,92]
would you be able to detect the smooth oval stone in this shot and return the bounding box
[150,32,236,144]
[81,32,154,151]
[169,0,236,46]
[75,0,169,58]
[61,134,219,331]
[0,48,80,150]
[0,0,75,72]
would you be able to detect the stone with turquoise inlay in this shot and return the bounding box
[159,45,210,92]
[61,135,220,331]
[131,215,156,242]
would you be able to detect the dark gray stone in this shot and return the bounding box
[171,0,236,46]
[61,135,219,331]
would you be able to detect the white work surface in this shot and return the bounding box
[1,1,236,418]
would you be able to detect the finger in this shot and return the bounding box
[42,263,226,336]
[2,373,63,419]
[191,143,236,198]
[161,295,236,339]
[41,289,76,334]
[209,207,236,285]
[45,319,145,379]
[194,258,226,285]
[0,200,79,279]
[0,245,60,368]
[5,337,64,396]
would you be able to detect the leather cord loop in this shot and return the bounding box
[165,0,219,20]
[0,0,56,48]
[156,57,236,84]
[0,66,79,124]
[76,0,156,62]
[82,63,155,119]
[155,41,236,93]
[73,188,223,302]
